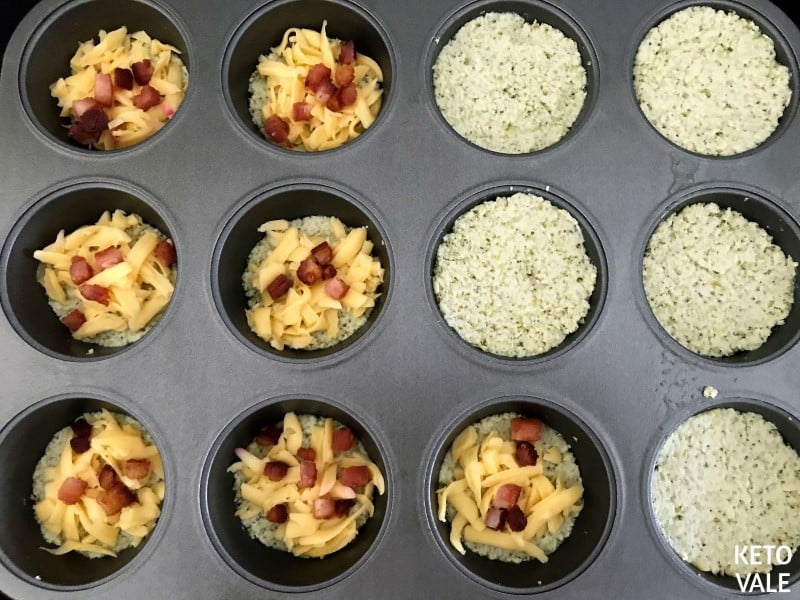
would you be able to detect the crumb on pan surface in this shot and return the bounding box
[652,408,800,576]
[432,193,596,358]
[437,412,583,563]
[642,202,796,357]
[633,6,791,156]
[432,12,587,154]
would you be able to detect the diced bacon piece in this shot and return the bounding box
[314,79,337,103]
[266,503,288,523]
[79,284,110,306]
[69,121,95,145]
[60,309,86,332]
[69,256,94,284]
[58,477,87,505]
[264,115,290,144]
[94,73,113,107]
[485,507,506,531]
[70,418,92,438]
[335,498,355,516]
[325,277,349,300]
[154,240,176,267]
[334,63,355,87]
[510,417,542,443]
[69,107,109,145]
[326,93,342,112]
[298,460,317,488]
[506,505,527,532]
[338,84,358,107]
[98,464,118,490]
[70,436,91,454]
[131,59,153,85]
[338,40,355,65]
[123,458,151,480]
[310,242,332,266]
[97,482,136,515]
[321,264,337,280]
[267,274,292,299]
[133,85,161,110]
[114,67,134,90]
[297,258,323,285]
[313,497,336,519]
[305,64,332,91]
[264,461,289,481]
[256,424,282,446]
[95,246,123,270]
[72,97,99,118]
[493,484,521,510]
[292,102,312,121]
[332,427,356,452]
[340,466,370,488]
[515,441,537,467]
[297,447,316,462]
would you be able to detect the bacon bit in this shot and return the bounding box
[298,460,317,488]
[340,466,370,488]
[338,84,358,107]
[98,464,118,490]
[131,59,153,85]
[266,503,288,523]
[506,505,527,532]
[133,85,161,110]
[313,497,336,519]
[58,477,87,505]
[79,284,110,306]
[310,242,333,265]
[515,441,537,467]
[97,481,136,515]
[326,93,342,112]
[266,274,292,299]
[338,40,356,65]
[60,309,86,332]
[485,506,507,531]
[297,447,316,462]
[335,498,355,516]
[292,102,313,121]
[332,427,357,452]
[255,424,282,446]
[69,256,93,284]
[334,63,355,87]
[72,97,99,118]
[70,436,91,454]
[321,264,337,280]
[305,64,332,91]
[154,239,177,267]
[325,277,349,300]
[264,461,289,482]
[69,107,109,145]
[297,258,323,285]
[94,73,113,107]
[70,418,92,438]
[493,484,521,510]
[264,115,290,145]
[123,458,151,480]
[314,79,337,104]
[510,418,542,443]
[162,104,175,118]
[95,246,123,270]
[114,68,134,90]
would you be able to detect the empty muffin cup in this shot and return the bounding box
[0,180,178,360]
[0,393,169,590]
[423,395,616,593]
[200,395,393,592]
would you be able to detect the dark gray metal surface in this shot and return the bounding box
[0,0,799,598]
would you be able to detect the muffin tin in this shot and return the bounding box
[0,0,798,598]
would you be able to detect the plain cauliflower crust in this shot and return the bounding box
[433,12,587,154]
[634,6,791,156]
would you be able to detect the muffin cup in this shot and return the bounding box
[200,394,393,592]
[422,395,617,593]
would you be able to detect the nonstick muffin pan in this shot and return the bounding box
[0,0,799,598]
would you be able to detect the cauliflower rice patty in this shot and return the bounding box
[642,203,797,357]
[433,193,597,358]
[433,12,587,154]
[652,408,800,576]
[633,6,792,156]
